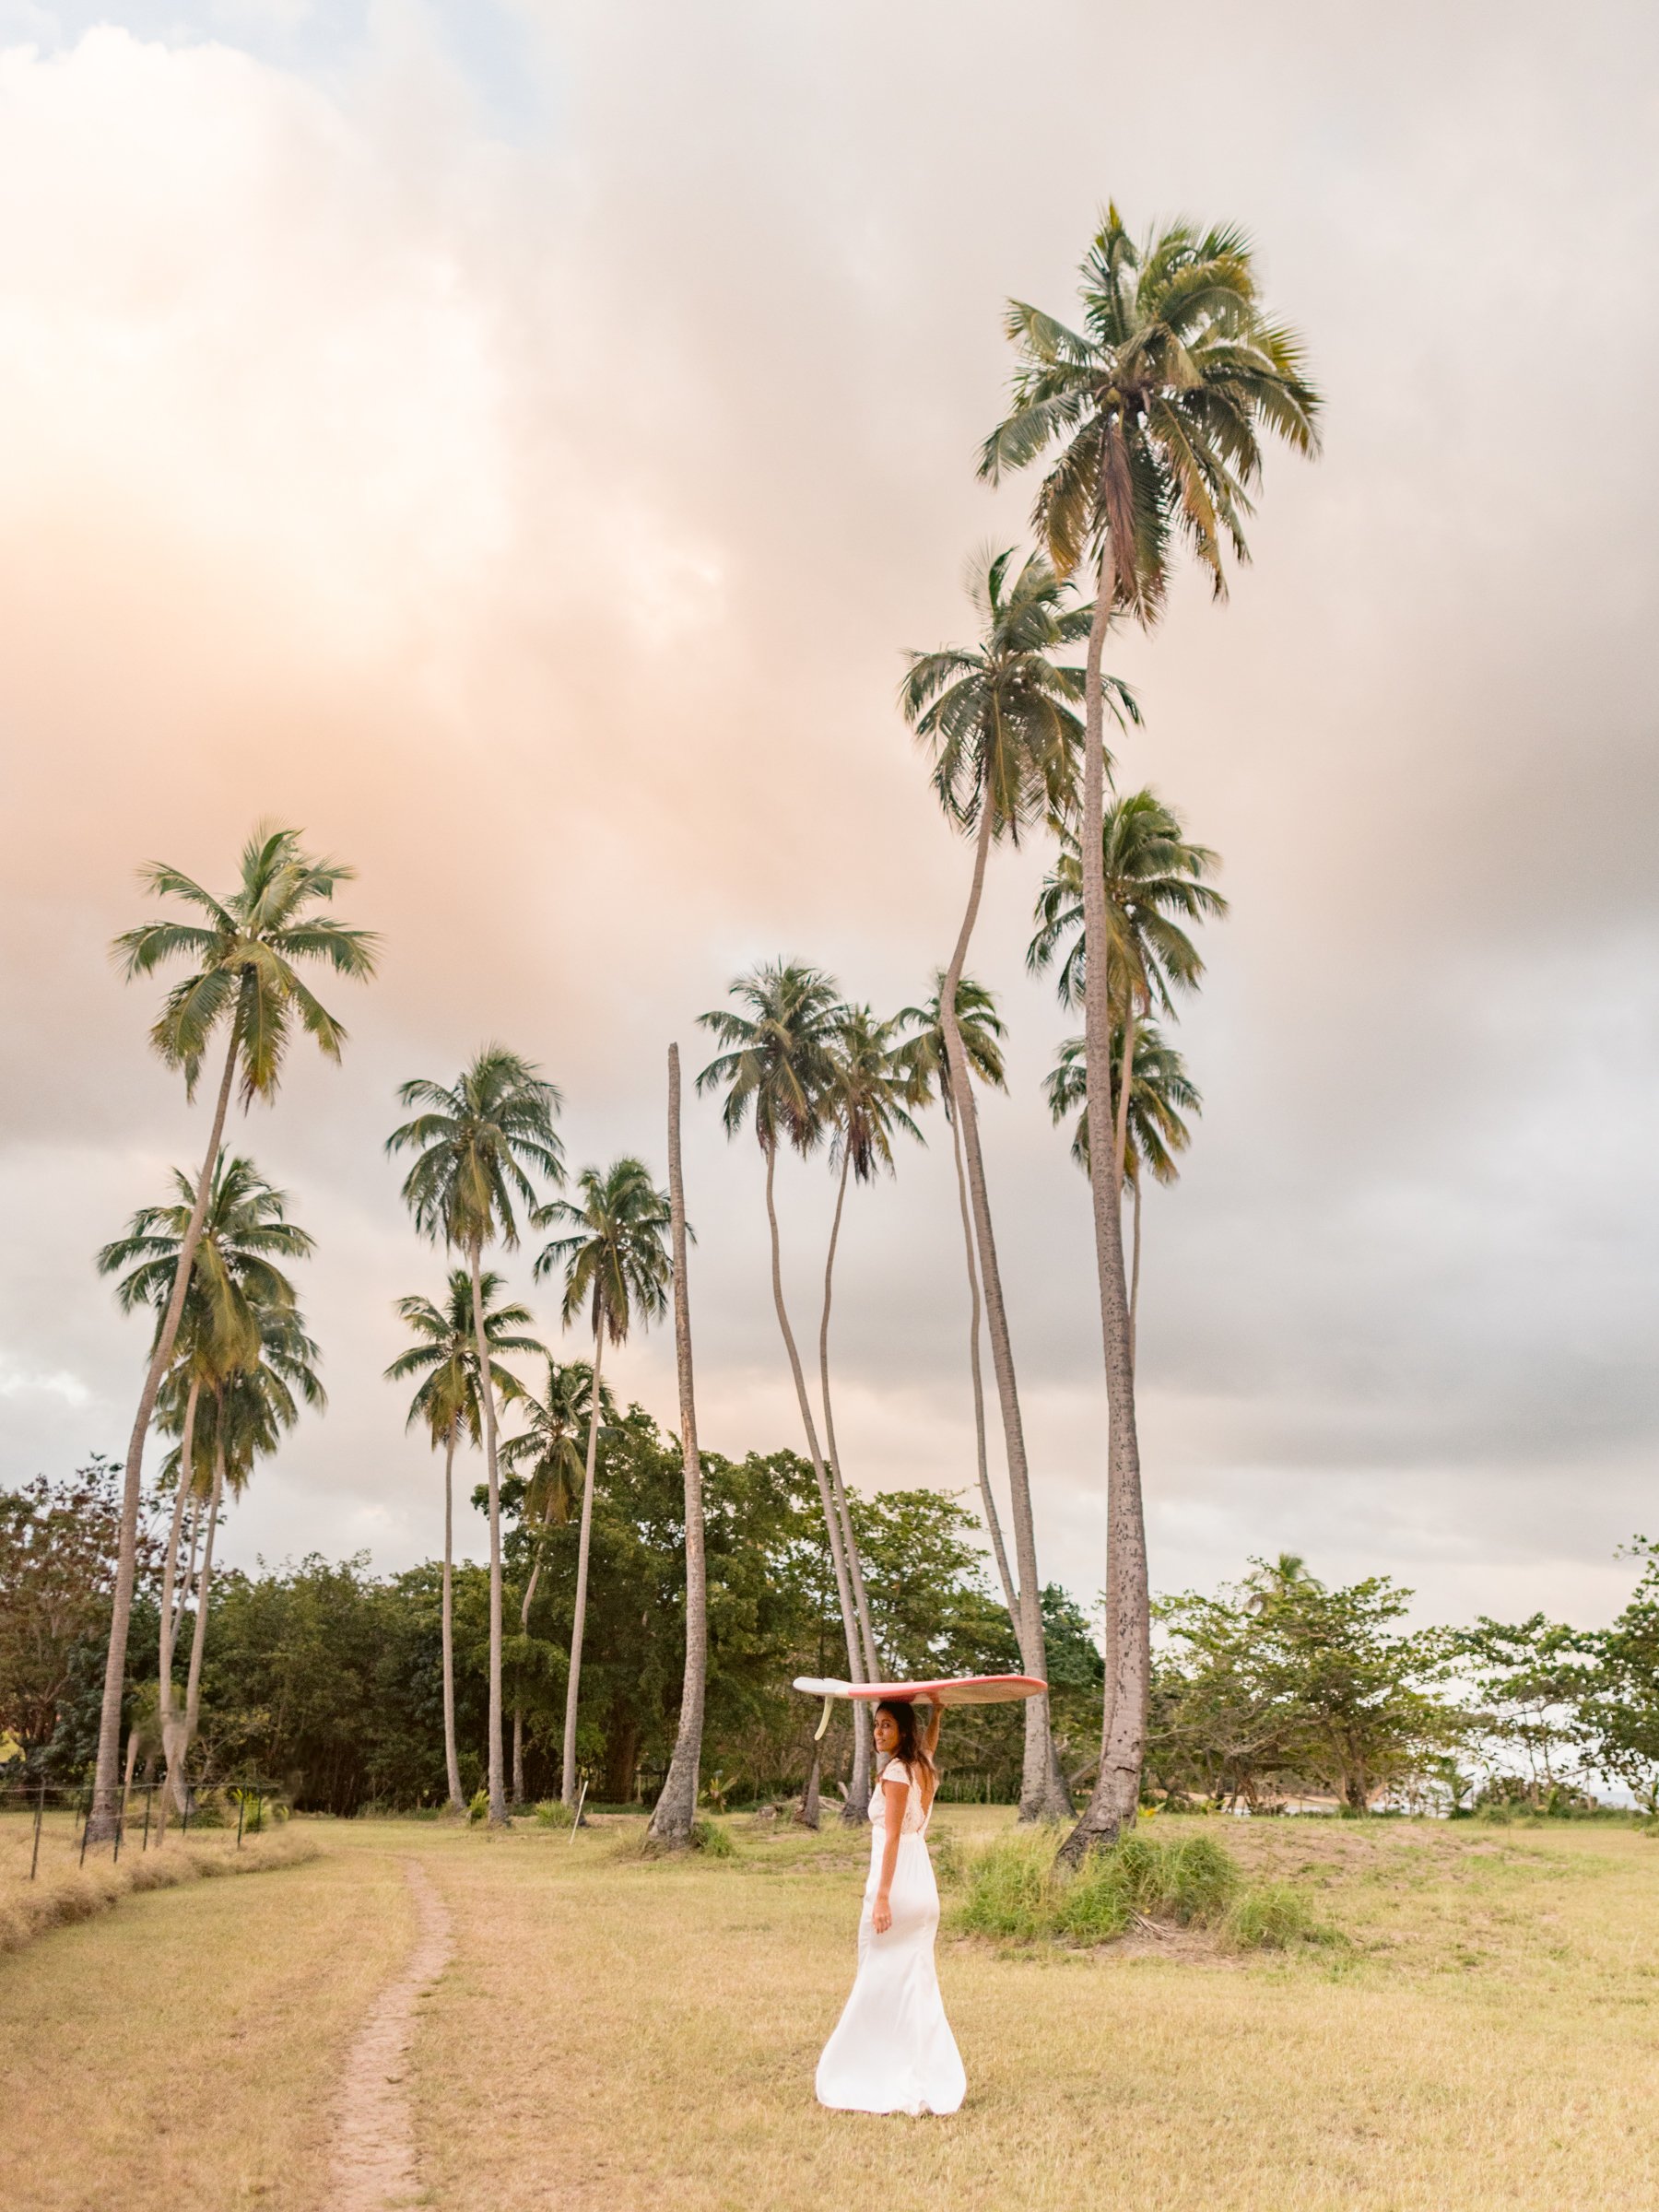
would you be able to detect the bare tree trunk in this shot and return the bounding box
[818,1147,880,1681]
[175,1425,226,1815]
[1063,533,1150,1864]
[794,1744,821,1830]
[650,1045,709,1846]
[470,1244,510,1827]
[760,1139,872,1821]
[561,1324,606,1808]
[940,806,1068,1820]
[153,1379,200,1839]
[1129,1178,1142,1375]
[947,1092,1018,1627]
[441,1420,465,1813]
[89,1027,240,1839]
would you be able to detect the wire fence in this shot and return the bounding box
[0,1781,282,1878]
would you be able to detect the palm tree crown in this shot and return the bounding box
[501,1359,615,1531]
[535,1159,673,1346]
[384,1270,541,1448]
[112,823,378,1102]
[171,1300,324,1499]
[900,547,1135,841]
[979,207,1322,611]
[695,961,843,1155]
[1028,790,1227,1017]
[825,1006,921,1184]
[1045,1022,1201,1178]
[387,1046,565,1254]
[895,972,1008,1121]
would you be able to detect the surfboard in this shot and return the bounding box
[793,1673,1047,1707]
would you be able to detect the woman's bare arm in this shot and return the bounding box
[871,1779,906,1932]
[923,1702,942,1759]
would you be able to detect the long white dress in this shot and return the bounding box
[815,1756,966,2115]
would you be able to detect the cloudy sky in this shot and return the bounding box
[2,0,1655,1630]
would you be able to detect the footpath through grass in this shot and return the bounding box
[7,1807,1659,2209]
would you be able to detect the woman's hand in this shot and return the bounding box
[872,1890,892,1935]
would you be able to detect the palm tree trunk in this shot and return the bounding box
[470,1243,509,1827]
[512,1527,551,1808]
[175,1422,226,1816]
[153,1380,201,1840]
[512,1712,524,1807]
[947,1093,1018,1628]
[649,1043,708,1847]
[1129,1179,1143,1375]
[941,803,1068,1820]
[89,1026,240,1840]
[761,1138,872,1820]
[818,1148,880,1682]
[1063,531,1150,1864]
[441,1419,465,1813]
[561,1324,607,1807]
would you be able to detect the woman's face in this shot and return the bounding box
[873,1708,900,1755]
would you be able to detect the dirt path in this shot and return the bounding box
[328,1856,453,2210]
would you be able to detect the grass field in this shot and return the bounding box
[5,1806,1659,2210]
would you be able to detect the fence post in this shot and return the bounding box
[236,1792,246,1849]
[113,1806,124,1865]
[30,1783,44,1881]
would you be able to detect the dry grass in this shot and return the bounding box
[0,1807,316,1955]
[0,1828,409,2212]
[10,1807,1659,2209]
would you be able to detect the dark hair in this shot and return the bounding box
[875,1700,937,1805]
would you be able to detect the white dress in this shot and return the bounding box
[815,1756,966,2115]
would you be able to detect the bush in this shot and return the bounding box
[951,1825,1322,1952]
[689,1818,735,1859]
[467,1790,489,1825]
[534,1800,574,1830]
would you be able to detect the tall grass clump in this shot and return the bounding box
[952,1825,1323,1951]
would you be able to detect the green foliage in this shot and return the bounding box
[953,1825,1320,1952]
[533,1799,573,1829]
[688,1818,735,1858]
[468,1789,489,1824]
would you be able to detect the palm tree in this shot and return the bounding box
[900,547,1135,1820]
[648,1044,709,1847]
[982,208,1320,1856]
[818,1005,921,1686]
[1043,1021,1200,1361]
[895,973,1018,1625]
[99,1155,315,1821]
[387,1048,564,1825]
[1029,789,1224,1194]
[386,1271,541,1814]
[696,960,877,1817]
[500,1356,610,1804]
[90,825,374,1838]
[535,1158,672,1808]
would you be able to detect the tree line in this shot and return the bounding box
[66,203,1327,1848]
[11,1456,1659,1819]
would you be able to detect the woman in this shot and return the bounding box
[815,1697,966,2116]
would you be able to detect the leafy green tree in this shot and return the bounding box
[535,1159,672,1806]
[91,825,374,1837]
[697,959,877,1816]
[1043,1019,1200,1362]
[901,547,1135,1819]
[386,1271,540,1811]
[982,210,1320,1855]
[817,1005,921,1688]
[895,975,1018,1625]
[1574,1543,1659,1812]
[387,1047,564,1824]
[100,1156,316,1818]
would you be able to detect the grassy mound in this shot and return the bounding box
[0,1830,321,1958]
[949,1824,1327,1951]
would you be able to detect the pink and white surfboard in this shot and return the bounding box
[794,1673,1047,1707]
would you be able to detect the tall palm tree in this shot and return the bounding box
[500,1356,609,1804]
[982,208,1320,1855]
[535,1158,672,1808]
[895,974,1018,1625]
[91,825,374,1837]
[1029,789,1224,1194]
[386,1271,541,1814]
[696,960,877,1817]
[1043,1021,1200,1361]
[387,1047,564,1825]
[99,1155,314,1820]
[818,1005,921,1685]
[900,547,1136,1820]
[648,1044,709,1847]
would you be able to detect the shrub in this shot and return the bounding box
[534,1800,574,1830]
[689,1818,735,1859]
[467,1790,489,1825]
[951,1825,1321,1953]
